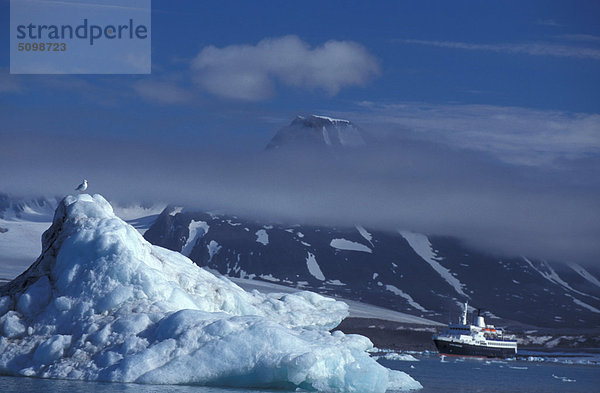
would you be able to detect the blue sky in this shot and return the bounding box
[1,0,599,149]
[1,0,599,262]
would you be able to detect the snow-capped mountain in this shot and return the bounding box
[144,207,600,330]
[0,194,59,222]
[266,114,368,151]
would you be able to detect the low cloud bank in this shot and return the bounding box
[1,130,598,265]
[341,102,600,168]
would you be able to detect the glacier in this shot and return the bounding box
[0,194,421,391]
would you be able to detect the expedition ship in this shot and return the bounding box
[433,303,517,358]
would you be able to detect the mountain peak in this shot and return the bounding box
[266,114,367,151]
[293,114,352,125]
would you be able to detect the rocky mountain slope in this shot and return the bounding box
[266,114,368,151]
[144,207,600,330]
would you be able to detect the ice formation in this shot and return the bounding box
[0,194,421,391]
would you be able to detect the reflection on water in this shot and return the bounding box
[0,376,286,393]
[2,351,600,393]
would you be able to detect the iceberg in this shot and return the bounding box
[0,194,421,391]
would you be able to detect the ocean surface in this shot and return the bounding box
[1,351,598,393]
[383,351,600,393]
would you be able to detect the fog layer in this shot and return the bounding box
[1,129,598,265]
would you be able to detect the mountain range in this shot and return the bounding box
[2,115,600,335]
[144,206,600,331]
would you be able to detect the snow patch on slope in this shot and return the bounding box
[207,240,222,262]
[356,225,374,246]
[259,274,280,282]
[568,263,600,288]
[330,238,372,253]
[322,126,332,146]
[306,252,325,281]
[565,294,600,314]
[400,231,468,298]
[182,220,209,256]
[255,229,269,245]
[523,257,598,300]
[312,114,351,123]
[384,285,428,312]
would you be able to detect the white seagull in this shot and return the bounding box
[75,179,88,194]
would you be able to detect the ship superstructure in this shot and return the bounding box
[433,302,517,358]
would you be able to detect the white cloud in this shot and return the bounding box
[559,34,600,43]
[133,80,193,104]
[398,39,600,60]
[191,35,380,101]
[340,102,600,167]
[536,19,562,27]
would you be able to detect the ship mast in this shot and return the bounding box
[462,301,468,325]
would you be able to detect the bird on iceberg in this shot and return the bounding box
[75,179,88,193]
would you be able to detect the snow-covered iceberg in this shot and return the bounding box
[0,194,421,391]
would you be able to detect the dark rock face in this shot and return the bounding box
[144,207,600,330]
[335,318,439,352]
[265,115,368,151]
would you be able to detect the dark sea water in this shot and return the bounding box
[382,352,600,393]
[1,352,598,392]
